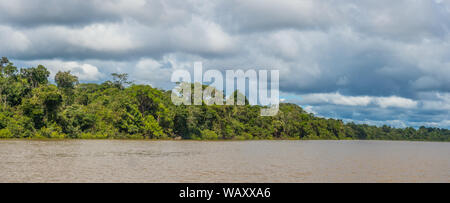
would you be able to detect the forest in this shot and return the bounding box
[0,57,449,141]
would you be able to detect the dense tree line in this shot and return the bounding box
[0,58,449,141]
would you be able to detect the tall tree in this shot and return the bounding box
[111,73,132,89]
[55,71,79,89]
[21,65,50,88]
[55,71,79,105]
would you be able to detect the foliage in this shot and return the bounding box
[55,71,78,89]
[0,57,448,141]
[199,129,219,140]
[21,65,50,88]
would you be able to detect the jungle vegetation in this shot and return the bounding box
[0,57,448,141]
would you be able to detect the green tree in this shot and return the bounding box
[111,73,132,89]
[21,65,50,88]
[34,85,63,122]
[55,71,79,89]
[55,71,79,105]
[142,115,165,139]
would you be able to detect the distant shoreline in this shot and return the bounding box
[1,138,448,143]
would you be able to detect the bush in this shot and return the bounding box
[233,133,253,140]
[0,128,12,138]
[142,115,166,139]
[80,132,108,139]
[35,126,66,139]
[0,112,8,129]
[200,129,219,140]
[7,115,34,138]
[126,133,146,139]
[241,132,253,140]
[303,133,320,140]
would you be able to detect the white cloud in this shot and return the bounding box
[0,16,237,59]
[66,24,139,52]
[421,92,450,111]
[129,54,203,87]
[0,26,30,52]
[374,96,418,109]
[169,16,236,54]
[25,60,104,82]
[298,92,417,109]
[303,106,317,114]
[300,92,372,106]
[132,58,169,86]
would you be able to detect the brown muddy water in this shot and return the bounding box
[0,140,448,182]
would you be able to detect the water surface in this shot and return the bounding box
[0,140,448,182]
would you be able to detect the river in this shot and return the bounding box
[0,140,448,182]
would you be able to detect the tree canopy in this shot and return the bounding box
[0,57,448,141]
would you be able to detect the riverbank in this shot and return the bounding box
[1,136,448,142]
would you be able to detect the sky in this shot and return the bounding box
[0,0,449,129]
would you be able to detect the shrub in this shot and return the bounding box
[80,132,108,139]
[200,129,219,140]
[0,128,12,138]
[7,115,34,138]
[241,132,253,140]
[35,125,66,139]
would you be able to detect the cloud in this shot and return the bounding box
[216,0,341,33]
[0,26,30,53]
[421,92,450,111]
[342,118,450,129]
[1,18,237,60]
[216,0,450,40]
[299,92,372,107]
[296,92,417,109]
[303,106,317,115]
[288,91,449,128]
[0,0,193,27]
[24,60,104,82]
[0,0,115,26]
[131,58,172,87]
[375,96,418,109]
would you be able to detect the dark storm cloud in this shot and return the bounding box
[214,0,341,33]
[0,0,196,27]
[0,0,118,26]
[1,0,449,128]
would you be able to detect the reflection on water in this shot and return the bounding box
[0,140,448,182]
